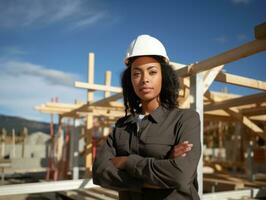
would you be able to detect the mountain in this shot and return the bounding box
[0,114,57,135]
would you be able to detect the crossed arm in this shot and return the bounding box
[93,110,201,190]
[112,141,194,189]
[112,140,193,169]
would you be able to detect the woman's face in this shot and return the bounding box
[131,56,162,103]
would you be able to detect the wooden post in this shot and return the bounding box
[22,127,28,158]
[264,122,266,142]
[84,53,95,177]
[87,53,95,103]
[46,98,55,180]
[62,118,70,179]
[246,141,255,181]
[1,129,6,158]
[12,129,16,158]
[190,72,204,198]
[105,71,112,98]
[85,113,93,177]
[71,118,80,180]
[178,77,190,108]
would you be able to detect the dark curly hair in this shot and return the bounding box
[121,56,179,116]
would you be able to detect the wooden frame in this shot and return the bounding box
[32,23,266,198]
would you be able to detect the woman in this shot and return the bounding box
[93,35,201,199]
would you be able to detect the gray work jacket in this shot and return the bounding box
[93,106,201,200]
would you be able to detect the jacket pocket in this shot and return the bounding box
[116,143,129,156]
[115,128,131,156]
[142,137,174,158]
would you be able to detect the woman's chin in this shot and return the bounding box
[139,95,159,103]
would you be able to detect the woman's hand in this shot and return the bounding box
[111,156,128,169]
[169,141,193,159]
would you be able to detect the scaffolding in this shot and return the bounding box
[0,22,266,199]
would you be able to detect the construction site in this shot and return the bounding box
[0,22,266,200]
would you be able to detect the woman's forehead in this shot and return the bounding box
[131,56,160,69]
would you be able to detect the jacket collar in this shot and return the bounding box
[149,105,168,123]
[123,106,168,124]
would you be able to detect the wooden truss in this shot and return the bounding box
[35,22,266,196]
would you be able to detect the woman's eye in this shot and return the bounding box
[149,71,157,75]
[133,72,141,77]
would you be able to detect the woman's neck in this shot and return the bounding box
[141,98,160,115]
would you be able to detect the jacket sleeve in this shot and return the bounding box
[92,127,143,191]
[124,110,201,189]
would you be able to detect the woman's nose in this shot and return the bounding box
[142,75,149,84]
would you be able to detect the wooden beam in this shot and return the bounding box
[203,65,224,94]
[241,106,266,116]
[205,92,266,111]
[215,72,266,91]
[205,110,230,117]
[170,62,186,70]
[61,104,90,117]
[175,39,266,77]
[250,115,266,121]
[109,101,124,108]
[35,106,68,114]
[88,105,124,112]
[205,92,265,139]
[204,177,244,190]
[35,104,73,112]
[207,91,241,100]
[75,82,122,93]
[60,98,124,118]
[46,102,82,109]
[204,114,235,122]
[255,22,266,40]
[90,93,123,107]
[224,107,264,139]
[91,110,124,118]
[204,110,266,122]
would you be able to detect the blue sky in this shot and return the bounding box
[0,0,265,122]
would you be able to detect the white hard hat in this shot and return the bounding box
[124,34,169,65]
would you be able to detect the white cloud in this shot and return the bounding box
[213,36,228,44]
[47,1,82,23]
[1,46,27,56]
[2,61,78,86]
[71,12,106,30]
[0,60,87,122]
[231,0,252,4]
[0,0,106,29]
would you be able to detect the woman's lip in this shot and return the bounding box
[140,87,153,92]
